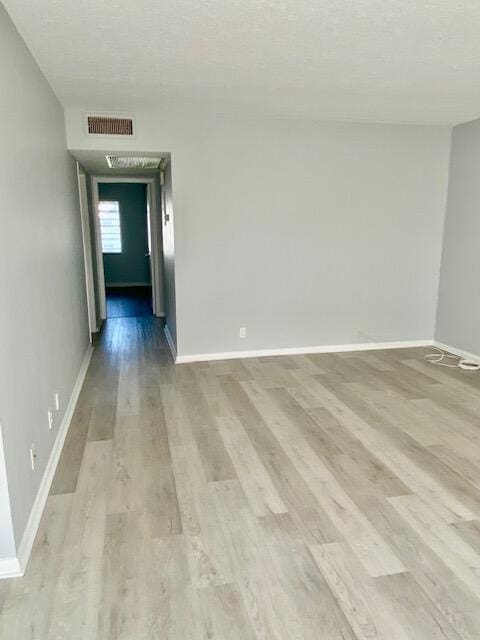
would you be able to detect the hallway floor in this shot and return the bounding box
[2,318,480,638]
[106,286,152,318]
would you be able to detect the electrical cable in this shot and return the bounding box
[425,347,480,371]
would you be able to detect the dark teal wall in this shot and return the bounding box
[99,182,151,286]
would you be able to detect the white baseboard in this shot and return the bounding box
[164,325,177,361]
[433,340,480,364]
[175,339,433,364]
[0,556,21,579]
[105,282,151,287]
[0,344,94,579]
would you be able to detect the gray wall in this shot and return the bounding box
[66,107,452,359]
[173,120,451,356]
[436,118,480,355]
[0,5,89,557]
[99,182,151,286]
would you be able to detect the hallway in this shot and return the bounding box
[2,318,480,638]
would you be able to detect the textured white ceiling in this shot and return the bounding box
[5,0,480,124]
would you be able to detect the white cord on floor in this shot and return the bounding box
[425,347,480,371]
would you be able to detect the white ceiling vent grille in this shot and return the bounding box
[87,115,133,136]
[105,156,162,169]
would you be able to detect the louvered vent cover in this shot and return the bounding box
[106,156,162,169]
[87,116,133,136]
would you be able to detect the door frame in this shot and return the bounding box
[76,164,97,338]
[91,176,163,320]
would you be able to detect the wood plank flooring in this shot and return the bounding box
[2,317,480,638]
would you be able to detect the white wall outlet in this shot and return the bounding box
[30,445,36,470]
[47,409,54,430]
[54,392,60,411]
[239,327,247,338]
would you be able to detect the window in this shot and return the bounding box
[98,201,122,253]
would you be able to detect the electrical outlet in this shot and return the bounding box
[239,327,247,339]
[54,392,60,411]
[47,409,53,430]
[30,445,36,470]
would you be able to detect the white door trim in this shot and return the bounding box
[91,176,163,320]
[76,164,97,336]
[91,176,107,320]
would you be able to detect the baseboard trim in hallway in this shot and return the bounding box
[164,324,177,361]
[0,344,93,579]
[0,556,21,580]
[175,338,434,364]
[105,282,151,287]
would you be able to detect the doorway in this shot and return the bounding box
[91,176,164,323]
[97,182,152,318]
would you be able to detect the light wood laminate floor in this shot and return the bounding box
[2,317,480,639]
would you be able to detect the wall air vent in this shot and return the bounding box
[87,115,133,136]
[106,156,162,169]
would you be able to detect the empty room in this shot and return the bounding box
[2,1,480,638]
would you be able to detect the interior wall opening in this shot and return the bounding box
[97,182,152,318]
[90,174,165,327]
[72,150,176,358]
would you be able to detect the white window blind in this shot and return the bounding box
[98,201,122,253]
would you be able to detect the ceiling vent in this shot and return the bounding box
[105,156,162,169]
[87,115,133,136]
